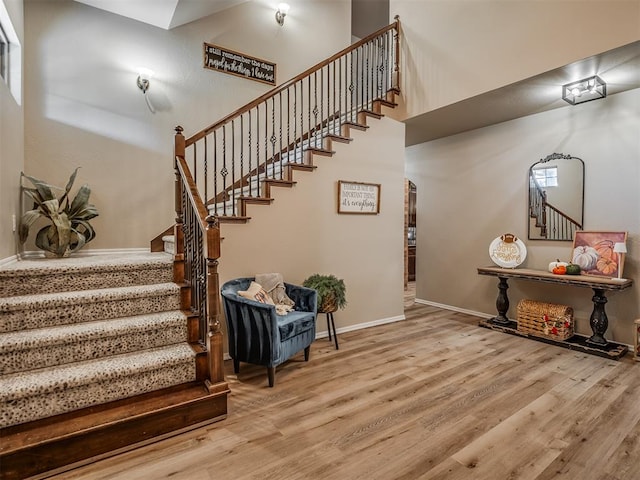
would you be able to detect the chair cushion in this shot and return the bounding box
[277,311,315,341]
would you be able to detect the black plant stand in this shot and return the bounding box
[324,311,339,350]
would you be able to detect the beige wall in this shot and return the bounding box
[406,88,640,345]
[390,0,640,119]
[0,0,24,260]
[22,0,351,251]
[219,116,406,336]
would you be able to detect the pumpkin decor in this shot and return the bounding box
[596,256,617,276]
[552,265,567,275]
[548,260,568,273]
[572,246,598,271]
[565,263,581,275]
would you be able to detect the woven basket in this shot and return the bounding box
[517,299,574,341]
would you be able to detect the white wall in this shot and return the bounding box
[390,0,640,119]
[0,0,24,260]
[22,0,351,251]
[406,88,640,345]
[219,116,406,337]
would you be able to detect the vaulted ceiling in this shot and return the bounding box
[72,1,639,146]
[74,0,249,30]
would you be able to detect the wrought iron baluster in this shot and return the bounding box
[248,110,252,197]
[213,131,217,205]
[240,114,244,196]
[203,136,208,202]
[256,104,260,197]
[222,125,227,216]
[231,120,235,216]
[278,93,283,179]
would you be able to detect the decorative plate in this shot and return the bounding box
[489,233,527,268]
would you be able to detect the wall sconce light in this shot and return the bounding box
[136,67,155,113]
[613,242,627,280]
[275,3,290,26]
[562,75,606,105]
[136,67,154,94]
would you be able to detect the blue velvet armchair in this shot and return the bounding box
[221,278,318,387]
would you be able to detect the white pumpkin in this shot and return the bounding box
[548,260,569,273]
[572,246,598,271]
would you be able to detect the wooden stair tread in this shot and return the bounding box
[217,215,251,224]
[238,196,273,204]
[264,179,297,186]
[305,146,334,157]
[288,164,317,171]
[360,109,384,119]
[326,133,352,143]
[343,121,369,131]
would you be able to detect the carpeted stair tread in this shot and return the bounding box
[0,252,173,297]
[0,311,188,374]
[0,343,196,428]
[0,283,181,333]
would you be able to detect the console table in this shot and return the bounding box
[477,266,633,360]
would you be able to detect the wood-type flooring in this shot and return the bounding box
[49,303,640,480]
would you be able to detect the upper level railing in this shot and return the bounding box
[171,19,400,388]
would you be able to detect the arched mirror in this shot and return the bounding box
[528,153,584,241]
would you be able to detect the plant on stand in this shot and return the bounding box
[19,168,99,257]
[302,274,347,313]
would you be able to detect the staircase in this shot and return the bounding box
[0,253,228,480]
[0,18,401,480]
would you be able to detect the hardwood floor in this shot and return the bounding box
[49,304,640,480]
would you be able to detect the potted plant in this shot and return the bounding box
[302,274,347,313]
[19,168,99,257]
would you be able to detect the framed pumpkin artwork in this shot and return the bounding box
[571,231,627,278]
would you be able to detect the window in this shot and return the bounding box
[533,166,558,188]
[0,22,7,83]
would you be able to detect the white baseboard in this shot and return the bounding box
[414,298,493,320]
[0,255,19,267]
[315,313,406,340]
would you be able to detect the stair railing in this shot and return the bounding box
[172,19,400,387]
[173,131,226,392]
[181,17,400,218]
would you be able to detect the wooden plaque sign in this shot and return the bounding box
[338,181,381,214]
[203,43,276,85]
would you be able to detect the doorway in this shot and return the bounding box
[405,180,416,307]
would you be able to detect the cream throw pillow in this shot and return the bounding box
[238,282,275,305]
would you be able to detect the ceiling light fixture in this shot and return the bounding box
[562,75,606,105]
[275,3,290,26]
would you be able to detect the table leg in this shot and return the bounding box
[491,277,510,325]
[587,288,609,346]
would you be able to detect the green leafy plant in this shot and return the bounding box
[19,168,99,257]
[302,274,347,313]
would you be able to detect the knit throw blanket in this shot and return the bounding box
[255,273,295,315]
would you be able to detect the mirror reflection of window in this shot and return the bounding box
[533,166,558,188]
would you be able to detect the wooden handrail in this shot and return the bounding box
[186,19,400,146]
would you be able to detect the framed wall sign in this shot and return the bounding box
[337,181,381,214]
[203,43,276,85]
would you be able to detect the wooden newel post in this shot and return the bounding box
[174,127,186,279]
[205,214,226,391]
